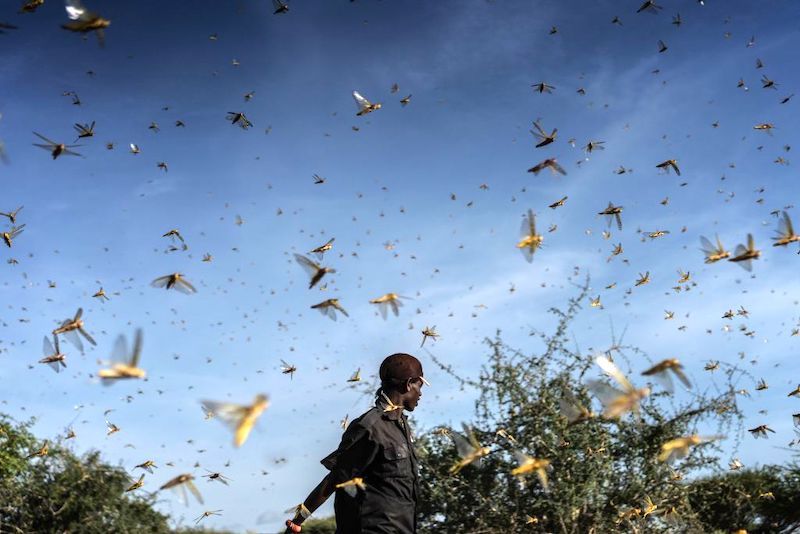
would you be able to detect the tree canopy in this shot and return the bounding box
[3,286,799,533]
[0,414,239,534]
[414,282,800,533]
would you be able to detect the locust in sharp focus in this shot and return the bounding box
[226,112,253,129]
[598,202,623,231]
[195,510,223,524]
[369,293,409,319]
[420,325,439,347]
[203,470,231,485]
[151,273,197,294]
[761,74,777,90]
[311,298,349,321]
[353,91,381,116]
[73,121,95,141]
[772,211,800,247]
[531,82,555,94]
[280,359,297,379]
[656,159,680,176]
[105,420,120,436]
[52,307,96,352]
[2,224,25,248]
[126,474,145,492]
[26,440,49,459]
[39,334,67,373]
[637,0,663,14]
[33,132,82,159]
[309,237,335,260]
[0,206,24,224]
[748,424,775,439]
[92,288,109,301]
[728,233,760,271]
[135,460,157,473]
[530,120,557,148]
[583,140,605,156]
[699,234,730,263]
[753,123,775,135]
[347,368,361,383]
[294,253,335,289]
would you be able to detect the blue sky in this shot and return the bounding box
[1,0,799,530]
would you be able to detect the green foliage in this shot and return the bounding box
[0,414,172,533]
[0,414,37,481]
[416,280,753,533]
[174,528,237,534]
[4,281,800,534]
[688,464,800,533]
[299,516,337,534]
[1,413,326,534]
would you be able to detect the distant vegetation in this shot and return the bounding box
[0,414,245,533]
[0,413,175,533]
[2,287,799,533]
[415,283,800,533]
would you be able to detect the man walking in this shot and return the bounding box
[285,353,429,534]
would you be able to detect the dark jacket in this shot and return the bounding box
[320,393,419,534]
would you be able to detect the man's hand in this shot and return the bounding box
[285,518,302,533]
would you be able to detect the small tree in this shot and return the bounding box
[0,414,173,533]
[687,463,800,533]
[417,280,747,533]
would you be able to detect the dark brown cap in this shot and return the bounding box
[379,353,425,387]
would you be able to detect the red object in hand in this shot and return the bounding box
[285,519,302,533]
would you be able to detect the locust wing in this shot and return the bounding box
[450,429,481,467]
[352,91,372,112]
[201,400,249,434]
[173,277,197,294]
[779,211,795,236]
[732,244,752,271]
[294,253,321,278]
[595,355,634,393]
[699,235,717,256]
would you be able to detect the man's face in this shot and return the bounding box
[403,378,424,412]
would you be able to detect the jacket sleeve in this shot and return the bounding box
[320,421,379,485]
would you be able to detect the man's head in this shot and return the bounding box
[379,353,428,411]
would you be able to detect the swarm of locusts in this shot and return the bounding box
[6,0,800,531]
